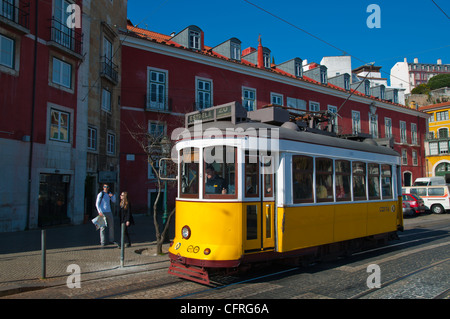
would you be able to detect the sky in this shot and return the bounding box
[127,0,450,85]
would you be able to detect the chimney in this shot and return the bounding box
[404,57,407,63]
[242,47,256,57]
[414,58,418,63]
[437,59,442,65]
[257,35,264,69]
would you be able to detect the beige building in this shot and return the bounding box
[81,0,128,219]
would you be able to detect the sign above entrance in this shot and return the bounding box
[99,171,117,183]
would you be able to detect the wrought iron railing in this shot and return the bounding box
[50,17,82,55]
[0,0,30,29]
[100,55,119,83]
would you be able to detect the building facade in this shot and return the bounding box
[0,0,84,231]
[119,23,429,212]
[81,0,128,221]
[0,0,127,232]
[420,101,450,182]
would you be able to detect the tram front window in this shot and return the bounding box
[204,146,236,197]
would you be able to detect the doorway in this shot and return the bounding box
[38,174,71,227]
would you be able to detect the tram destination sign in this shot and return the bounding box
[186,102,247,127]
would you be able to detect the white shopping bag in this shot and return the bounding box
[91,215,107,230]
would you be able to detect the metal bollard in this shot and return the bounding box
[41,229,46,279]
[120,223,125,268]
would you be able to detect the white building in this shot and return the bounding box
[391,57,450,95]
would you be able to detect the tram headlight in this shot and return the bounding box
[182,226,191,239]
[204,248,211,255]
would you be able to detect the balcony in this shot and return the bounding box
[100,55,119,84]
[49,17,83,57]
[0,0,30,31]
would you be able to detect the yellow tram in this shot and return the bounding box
[168,102,403,284]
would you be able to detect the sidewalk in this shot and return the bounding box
[0,214,173,297]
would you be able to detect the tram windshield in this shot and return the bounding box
[204,146,236,198]
[179,146,237,199]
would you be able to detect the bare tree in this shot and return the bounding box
[125,119,177,255]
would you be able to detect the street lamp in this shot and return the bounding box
[160,136,171,226]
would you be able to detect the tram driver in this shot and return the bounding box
[205,165,227,195]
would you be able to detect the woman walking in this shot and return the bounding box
[119,192,134,247]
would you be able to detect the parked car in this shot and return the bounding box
[402,193,428,215]
[403,186,450,214]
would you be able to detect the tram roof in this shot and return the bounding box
[185,120,400,157]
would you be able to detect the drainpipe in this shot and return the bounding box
[26,0,39,230]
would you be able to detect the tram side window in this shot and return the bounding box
[381,165,393,199]
[335,160,351,201]
[352,162,367,201]
[292,155,313,203]
[316,158,333,202]
[245,153,259,198]
[368,163,381,199]
[180,148,200,198]
[204,146,236,198]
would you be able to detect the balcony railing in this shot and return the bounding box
[100,55,118,84]
[50,17,82,56]
[0,0,30,30]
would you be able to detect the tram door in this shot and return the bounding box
[243,154,275,253]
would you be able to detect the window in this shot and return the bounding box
[180,148,200,198]
[107,133,115,155]
[439,141,448,154]
[53,0,73,49]
[50,109,70,142]
[263,52,270,68]
[87,127,97,151]
[287,97,306,111]
[101,88,111,112]
[381,165,393,199]
[316,158,333,202]
[0,0,14,20]
[352,111,361,134]
[402,149,408,165]
[438,128,448,139]
[428,187,445,196]
[429,142,438,155]
[204,146,237,198]
[411,123,418,145]
[103,37,113,62]
[189,30,200,50]
[196,78,212,110]
[436,111,449,121]
[364,81,370,96]
[231,42,241,61]
[368,163,380,199]
[352,162,367,201]
[292,156,313,203]
[328,105,338,133]
[0,34,14,68]
[370,114,378,138]
[295,61,302,78]
[412,150,418,166]
[335,160,351,201]
[147,69,167,110]
[271,93,283,106]
[243,87,256,111]
[320,68,327,84]
[52,57,72,88]
[245,153,259,198]
[400,121,407,143]
[385,118,392,138]
[309,101,320,112]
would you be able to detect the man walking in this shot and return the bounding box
[96,184,117,247]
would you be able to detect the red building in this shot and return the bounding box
[119,23,429,212]
[0,0,84,231]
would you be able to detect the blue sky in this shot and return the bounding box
[127,0,450,84]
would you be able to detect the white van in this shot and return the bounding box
[403,185,450,214]
[413,177,446,186]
